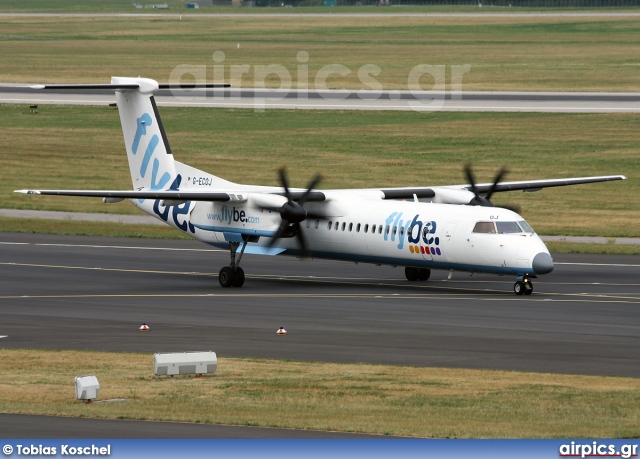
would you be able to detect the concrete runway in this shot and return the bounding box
[1,86,639,112]
[1,232,639,437]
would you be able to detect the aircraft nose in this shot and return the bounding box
[532,252,554,275]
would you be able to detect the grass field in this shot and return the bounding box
[1,104,635,238]
[1,14,640,91]
[1,349,639,438]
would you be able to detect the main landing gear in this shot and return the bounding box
[219,241,247,288]
[514,276,533,296]
[405,267,431,282]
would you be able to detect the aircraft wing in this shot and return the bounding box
[373,174,626,201]
[463,175,627,194]
[15,175,626,204]
[15,188,328,202]
[14,189,233,202]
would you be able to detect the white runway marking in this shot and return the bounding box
[2,262,640,304]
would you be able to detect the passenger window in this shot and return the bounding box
[349,223,353,232]
[327,221,332,230]
[356,223,361,233]
[306,220,310,228]
[400,226,404,236]
[335,221,339,231]
[496,221,522,234]
[473,222,496,234]
[379,225,383,234]
[341,222,346,231]
[314,220,319,229]
[364,224,369,233]
[392,227,397,236]
[385,225,390,235]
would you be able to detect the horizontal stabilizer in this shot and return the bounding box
[158,84,231,89]
[29,83,231,91]
[30,84,140,90]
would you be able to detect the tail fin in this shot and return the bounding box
[113,77,177,191]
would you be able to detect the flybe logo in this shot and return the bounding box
[384,212,441,256]
[131,113,171,191]
[131,112,196,234]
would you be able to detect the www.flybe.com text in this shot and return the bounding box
[208,205,260,225]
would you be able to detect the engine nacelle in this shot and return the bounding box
[431,187,475,205]
[248,193,288,210]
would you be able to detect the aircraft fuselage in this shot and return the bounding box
[134,190,552,279]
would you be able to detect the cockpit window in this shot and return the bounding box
[519,220,534,233]
[473,222,496,234]
[496,221,522,234]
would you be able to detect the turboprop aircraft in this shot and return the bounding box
[15,77,626,295]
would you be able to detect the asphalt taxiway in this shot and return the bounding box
[1,232,638,437]
[0,414,378,439]
[1,232,638,377]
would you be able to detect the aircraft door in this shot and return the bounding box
[439,222,457,262]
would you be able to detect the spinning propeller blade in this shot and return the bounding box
[464,164,521,213]
[259,167,323,256]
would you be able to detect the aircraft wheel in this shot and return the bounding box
[405,267,418,281]
[219,266,234,288]
[417,268,431,281]
[514,281,525,296]
[232,267,245,288]
[524,281,533,295]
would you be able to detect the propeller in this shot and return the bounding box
[464,163,521,214]
[260,167,323,257]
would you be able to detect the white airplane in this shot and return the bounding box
[15,77,626,295]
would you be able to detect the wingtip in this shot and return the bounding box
[29,85,45,90]
[14,189,40,194]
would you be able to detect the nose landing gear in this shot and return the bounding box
[514,276,533,296]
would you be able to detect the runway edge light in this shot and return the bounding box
[75,375,100,403]
[277,327,287,336]
[139,323,149,332]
